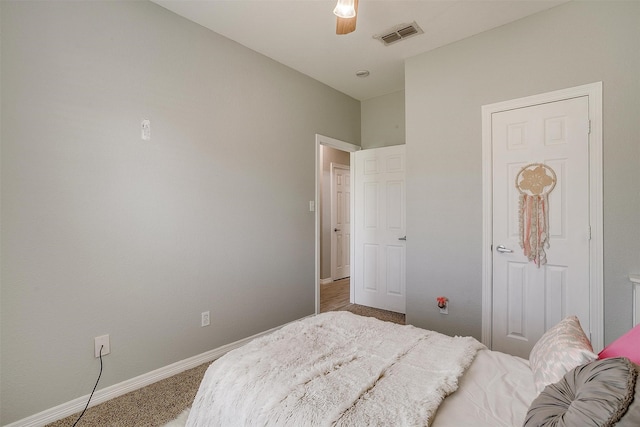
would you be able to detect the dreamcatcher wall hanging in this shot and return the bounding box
[516,163,557,267]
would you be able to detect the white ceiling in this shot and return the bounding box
[152,0,567,101]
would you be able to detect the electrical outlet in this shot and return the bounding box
[201,311,210,327]
[94,334,110,358]
[141,119,151,141]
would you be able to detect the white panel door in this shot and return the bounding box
[492,96,591,358]
[331,164,350,280]
[353,145,406,313]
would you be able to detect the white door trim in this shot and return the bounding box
[481,82,603,352]
[315,134,360,314]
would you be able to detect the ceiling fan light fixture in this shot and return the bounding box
[333,0,356,19]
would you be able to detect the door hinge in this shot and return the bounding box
[587,119,592,135]
[588,225,592,240]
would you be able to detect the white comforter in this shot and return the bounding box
[431,349,538,427]
[187,311,486,426]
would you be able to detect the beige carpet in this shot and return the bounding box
[47,305,404,426]
[338,303,405,324]
[45,363,210,427]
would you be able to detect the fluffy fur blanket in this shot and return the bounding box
[187,312,485,426]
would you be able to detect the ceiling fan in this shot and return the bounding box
[334,0,359,35]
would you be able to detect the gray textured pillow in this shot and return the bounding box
[524,357,640,427]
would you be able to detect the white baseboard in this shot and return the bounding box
[6,315,313,427]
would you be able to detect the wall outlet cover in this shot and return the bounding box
[201,311,210,327]
[94,334,110,357]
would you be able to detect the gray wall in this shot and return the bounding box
[405,1,640,343]
[361,90,405,149]
[0,1,360,423]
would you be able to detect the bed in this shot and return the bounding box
[185,311,640,427]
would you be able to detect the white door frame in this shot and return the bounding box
[315,134,360,314]
[330,162,350,281]
[481,82,604,351]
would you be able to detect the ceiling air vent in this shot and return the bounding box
[374,21,424,46]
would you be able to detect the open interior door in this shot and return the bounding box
[352,145,406,313]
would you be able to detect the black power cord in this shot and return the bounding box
[72,344,104,426]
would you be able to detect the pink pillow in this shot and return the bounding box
[598,323,640,365]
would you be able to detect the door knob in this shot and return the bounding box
[496,245,513,253]
[398,236,407,241]
[334,228,340,232]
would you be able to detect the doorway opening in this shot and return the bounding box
[315,135,407,325]
[315,134,359,315]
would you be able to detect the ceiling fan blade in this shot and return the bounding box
[336,0,358,35]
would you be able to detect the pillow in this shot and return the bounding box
[529,315,597,393]
[599,323,640,365]
[524,357,640,427]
